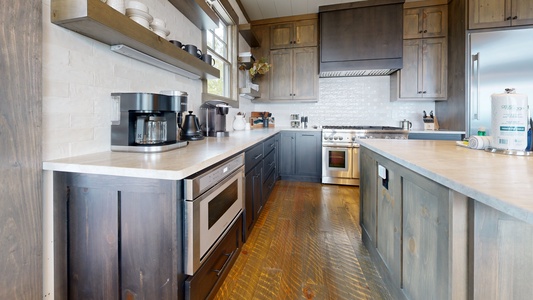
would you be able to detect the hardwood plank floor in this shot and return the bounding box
[214,180,393,300]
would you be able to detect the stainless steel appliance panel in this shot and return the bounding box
[468,28,533,137]
[184,154,244,276]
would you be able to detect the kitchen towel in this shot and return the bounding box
[468,135,492,150]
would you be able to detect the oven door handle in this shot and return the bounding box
[212,249,237,277]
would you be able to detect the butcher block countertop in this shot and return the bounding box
[359,139,533,224]
[43,128,281,180]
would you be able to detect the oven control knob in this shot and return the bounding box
[333,136,338,140]
[339,137,343,140]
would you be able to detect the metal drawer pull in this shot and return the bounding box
[254,153,263,160]
[213,249,236,277]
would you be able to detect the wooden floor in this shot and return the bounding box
[214,180,393,300]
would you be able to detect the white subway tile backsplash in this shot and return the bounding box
[253,76,435,130]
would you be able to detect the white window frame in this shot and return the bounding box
[202,1,239,108]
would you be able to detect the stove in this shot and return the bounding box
[321,126,409,186]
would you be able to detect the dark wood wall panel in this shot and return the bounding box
[0,0,43,298]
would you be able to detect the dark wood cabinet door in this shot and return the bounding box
[295,132,321,177]
[399,39,423,99]
[279,132,296,175]
[469,0,510,29]
[269,48,292,100]
[65,174,179,300]
[292,47,318,100]
[422,38,447,98]
[405,6,448,39]
[270,19,317,49]
[68,185,120,299]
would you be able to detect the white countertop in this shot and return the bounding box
[359,139,533,224]
[43,128,282,180]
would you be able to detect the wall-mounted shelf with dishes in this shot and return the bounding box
[51,0,220,80]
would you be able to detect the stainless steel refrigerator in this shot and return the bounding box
[467,28,533,137]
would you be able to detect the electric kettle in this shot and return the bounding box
[181,111,204,141]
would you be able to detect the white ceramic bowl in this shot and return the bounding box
[126,0,148,13]
[153,28,170,39]
[151,18,166,29]
[126,8,153,23]
[129,16,150,29]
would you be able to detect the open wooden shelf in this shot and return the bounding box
[51,0,220,80]
[238,24,259,47]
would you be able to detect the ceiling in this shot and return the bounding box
[237,0,364,21]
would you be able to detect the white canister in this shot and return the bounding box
[491,88,529,150]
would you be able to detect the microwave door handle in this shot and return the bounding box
[472,53,480,120]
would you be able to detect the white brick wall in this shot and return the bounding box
[42,0,204,160]
[253,76,436,130]
[42,0,436,160]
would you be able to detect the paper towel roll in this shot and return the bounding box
[468,135,492,149]
[491,88,529,150]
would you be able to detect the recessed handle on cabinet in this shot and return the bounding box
[212,249,236,277]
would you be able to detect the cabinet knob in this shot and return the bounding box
[506,16,512,20]
[419,30,423,33]
[423,91,427,94]
[513,16,518,20]
[418,91,422,94]
[423,30,427,33]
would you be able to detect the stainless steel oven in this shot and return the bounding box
[183,154,244,275]
[322,126,408,186]
[322,145,358,185]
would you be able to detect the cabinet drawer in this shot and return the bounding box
[263,136,276,155]
[245,143,264,173]
[263,167,277,202]
[262,150,276,182]
[185,216,242,300]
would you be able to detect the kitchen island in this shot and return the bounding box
[359,139,533,300]
[42,128,281,300]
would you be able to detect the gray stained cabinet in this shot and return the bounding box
[469,0,533,29]
[270,19,318,49]
[391,38,448,100]
[269,47,318,101]
[403,5,448,39]
[54,173,184,300]
[359,147,468,300]
[244,134,278,240]
[279,131,321,182]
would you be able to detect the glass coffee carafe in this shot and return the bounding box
[135,115,167,144]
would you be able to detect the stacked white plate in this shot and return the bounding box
[151,18,170,39]
[126,1,152,29]
[107,0,125,14]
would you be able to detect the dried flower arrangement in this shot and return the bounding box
[247,57,272,80]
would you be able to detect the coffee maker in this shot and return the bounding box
[199,100,231,137]
[111,92,188,152]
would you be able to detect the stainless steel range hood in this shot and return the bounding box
[319,0,404,77]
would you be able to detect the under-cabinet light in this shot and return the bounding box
[110,44,201,80]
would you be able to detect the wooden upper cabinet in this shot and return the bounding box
[269,47,318,101]
[394,38,448,100]
[404,5,448,39]
[469,0,533,29]
[270,19,318,49]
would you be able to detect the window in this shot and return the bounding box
[206,22,230,97]
[203,1,238,107]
